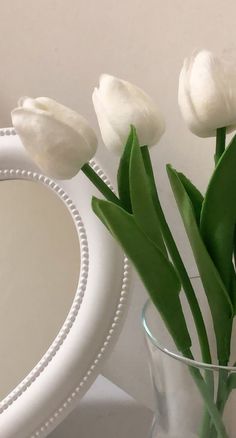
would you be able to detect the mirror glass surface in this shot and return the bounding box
[0,180,80,401]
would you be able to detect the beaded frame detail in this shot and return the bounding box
[0,128,130,438]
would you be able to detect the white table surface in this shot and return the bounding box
[49,375,153,438]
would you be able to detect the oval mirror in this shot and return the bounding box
[0,128,130,438]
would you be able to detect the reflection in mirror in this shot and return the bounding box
[0,180,80,401]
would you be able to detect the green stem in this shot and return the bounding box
[82,163,121,206]
[205,370,230,438]
[216,370,229,412]
[214,127,233,431]
[216,369,236,416]
[141,147,212,369]
[200,410,214,438]
[83,147,227,436]
[141,146,215,437]
[209,370,228,438]
[214,127,226,166]
[185,349,228,438]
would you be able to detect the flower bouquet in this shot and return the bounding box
[11,50,236,437]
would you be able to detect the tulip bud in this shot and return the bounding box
[178,50,236,137]
[92,74,165,154]
[11,97,98,179]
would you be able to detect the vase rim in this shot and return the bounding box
[142,298,236,372]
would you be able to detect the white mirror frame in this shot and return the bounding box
[0,128,130,438]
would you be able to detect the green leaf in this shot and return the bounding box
[167,164,233,365]
[176,172,204,225]
[129,127,167,257]
[200,134,236,308]
[92,196,191,353]
[117,127,134,213]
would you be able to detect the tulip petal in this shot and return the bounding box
[93,74,165,153]
[35,97,98,154]
[92,88,123,154]
[99,75,165,146]
[179,50,236,137]
[12,108,96,179]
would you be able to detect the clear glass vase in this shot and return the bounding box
[142,291,236,438]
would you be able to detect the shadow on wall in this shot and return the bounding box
[50,390,153,438]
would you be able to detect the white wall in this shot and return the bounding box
[0,0,235,407]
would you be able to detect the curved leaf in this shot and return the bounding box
[117,127,133,213]
[167,164,233,364]
[200,135,236,306]
[92,196,191,353]
[129,128,167,256]
[177,172,203,225]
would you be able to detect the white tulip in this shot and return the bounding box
[11,97,98,179]
[92,74,165,154]
[178,50,236,137]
